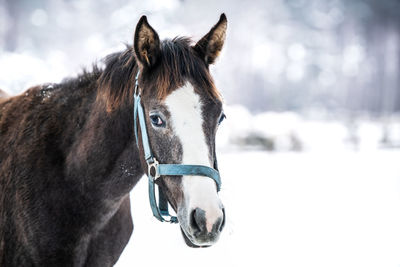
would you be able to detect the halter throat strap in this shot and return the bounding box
[133,70,222,223]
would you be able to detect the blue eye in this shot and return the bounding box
[150,114,164,127]
[218,113,226,125]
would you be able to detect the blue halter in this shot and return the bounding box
[133,71,222,223]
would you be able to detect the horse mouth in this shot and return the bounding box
[180,227,211,248]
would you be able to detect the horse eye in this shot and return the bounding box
[218,113,226,125]
[150,114,164,127]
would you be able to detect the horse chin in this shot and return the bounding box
[180,228,211,248]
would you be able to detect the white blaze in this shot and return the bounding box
[164,83,222,232]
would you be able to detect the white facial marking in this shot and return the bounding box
[165,83,222,235]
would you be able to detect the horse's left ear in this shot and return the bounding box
[194,13,227,65]
[134,16,161,68]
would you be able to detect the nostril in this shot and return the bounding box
[190,209,198,232]
[190,208,205,233]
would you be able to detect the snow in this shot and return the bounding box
[116,149,400,267]
[216,105,400,153]
[0,51,69,95]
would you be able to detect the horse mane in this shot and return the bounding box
[98,37,221,111]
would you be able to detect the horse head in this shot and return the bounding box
[133,14,227,247]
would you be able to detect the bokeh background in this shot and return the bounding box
[1,0,400,266]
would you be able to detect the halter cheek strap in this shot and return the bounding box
[133,71,222,223]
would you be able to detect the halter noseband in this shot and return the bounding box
[133,70,222,223]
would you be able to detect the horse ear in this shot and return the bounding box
[194,13,227,65]
[134,16,161,68]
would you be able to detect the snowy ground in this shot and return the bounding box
[116,149,400,267]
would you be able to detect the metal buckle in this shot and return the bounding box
[148,158,160,180]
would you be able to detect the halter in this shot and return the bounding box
[133,70,222,223]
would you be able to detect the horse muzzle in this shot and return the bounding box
[179,206,225,247]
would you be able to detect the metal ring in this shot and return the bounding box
[148,158,160,180]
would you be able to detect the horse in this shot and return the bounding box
[0,14,227,266]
